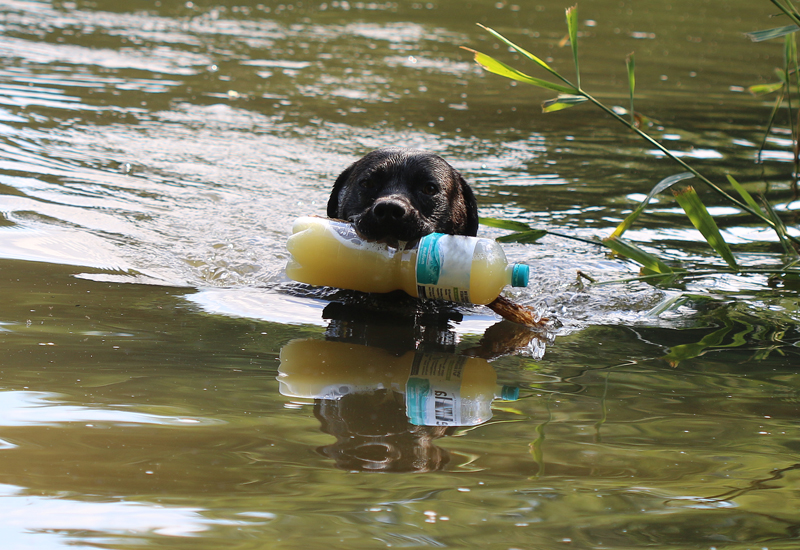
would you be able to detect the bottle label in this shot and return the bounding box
[416,233,476,303]
[405,352,466,426]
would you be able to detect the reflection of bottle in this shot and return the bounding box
[278,338,519,427]
[404,352,519,427]
[285,217,529,305]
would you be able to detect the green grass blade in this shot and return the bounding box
[541,101,575,113]
[478,217,533,232]
[760,197,795,256]
[602,236,674,274]
[672,186,738,270]
[610,172,694,239]
[542,94,587,112]
[746,24,799,42]
[725,174,764,216]
[462,48,577,94]
[496,230,548,243]
[786,31,798,68]
[566,5,580,88]
[794,28,800,97]
[748,81,784,95]
[626,52,635,126]
[476,24,567,83]
[646,293,691,316]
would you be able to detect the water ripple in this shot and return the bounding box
[0,391,222,427]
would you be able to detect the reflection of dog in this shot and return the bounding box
[315,390,454,473]
[308,303,551,473]
[328,147,479,245]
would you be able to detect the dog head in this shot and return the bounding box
[327,147,479,245]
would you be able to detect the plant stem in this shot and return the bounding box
[544,230,603,246]
[771,0,800,27]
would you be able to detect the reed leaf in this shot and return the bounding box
[479,217,533,231]
[466,7,798,252]
[602,236,674,274]
[746,24,799,43]
[646,293,691,316]
[760,197,795,256]
[566,5,580,88]
[725,174,764,215]
[786,31,798,70]
[793,29,800,92]
[748,81,784,95]
[542,94,587,112]
[672,186,738,270]
[610,172,694,239]
[476,24,566,83]
[462,48,576,94]
[626,52,635,126]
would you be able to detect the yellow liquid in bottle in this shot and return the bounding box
[286,217,527,304]
[286,218,418,295]
[467,240,515,305]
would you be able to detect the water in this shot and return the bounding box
[1,0,799,548]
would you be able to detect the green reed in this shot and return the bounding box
[467,3,800,287]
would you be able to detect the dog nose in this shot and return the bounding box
[373,199,407,221]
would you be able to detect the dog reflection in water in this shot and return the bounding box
[277,299,552,473]
[314,389,453,473]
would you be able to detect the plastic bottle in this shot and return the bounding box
[285,217,529,305]
[278,338,520,426]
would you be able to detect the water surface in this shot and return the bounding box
[1,0,799,548]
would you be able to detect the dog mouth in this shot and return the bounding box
[350,213,429,249]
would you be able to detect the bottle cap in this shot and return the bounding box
[500,385,520,401]
[511,264,529,287]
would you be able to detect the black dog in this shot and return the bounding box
[327,147,479,245]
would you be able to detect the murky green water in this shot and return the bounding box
[1,0,799,548]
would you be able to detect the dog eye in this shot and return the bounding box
[421,182,438,195]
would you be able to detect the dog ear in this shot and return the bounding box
[456,172,480,236]
[327,164,354,219]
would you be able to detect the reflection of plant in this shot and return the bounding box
[662,305,800,366]
[465,4,800,286]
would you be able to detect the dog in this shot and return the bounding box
[327,147,479,245]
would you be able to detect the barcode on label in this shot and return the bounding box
[435,394,455,424]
